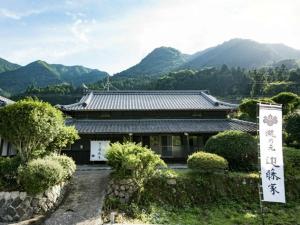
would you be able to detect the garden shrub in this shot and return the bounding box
[0,156,21,190]
[106,142,166,202]
[187,151,228,173]
[284,147,300,177]
[18,158,65,194]
[204,131,257,171]
[45,154,76,179]
[285,113,300,145]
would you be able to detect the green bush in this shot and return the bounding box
[45,154,76,179]
[107,142,166,202]
[0,156,21,190]
[285,113,300,145]
[284,147,300,177]
[18,158,65,194]
[187,151,228,173]
[204,131,257,171]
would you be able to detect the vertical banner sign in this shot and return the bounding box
[259,103,285,203]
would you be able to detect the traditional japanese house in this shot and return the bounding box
[0,96,16,156]
[58,90,256,164]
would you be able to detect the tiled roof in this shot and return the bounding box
[66,118,257,134]
[0,96,14,107]
[58,90,237,111]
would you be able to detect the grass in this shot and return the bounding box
[110,201,300,225]
[103,147,300,224]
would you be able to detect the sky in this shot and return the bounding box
[0,0,299,74]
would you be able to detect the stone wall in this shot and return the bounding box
[106,179,137,203]
[0,182,67,222]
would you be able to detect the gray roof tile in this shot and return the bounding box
[59,90,237,111]
[66,118,257,134]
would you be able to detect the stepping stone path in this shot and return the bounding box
[42,167,110,225]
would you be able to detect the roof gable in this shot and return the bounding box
[58,90,237,111]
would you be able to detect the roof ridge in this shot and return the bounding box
[70,118,230,122]
[88,90,208,95]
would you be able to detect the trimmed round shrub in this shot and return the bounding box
[204,130,257,171]
[18,158,65,194]
[45,154,76,179]
[187,151,228,173]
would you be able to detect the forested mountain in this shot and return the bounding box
[114,47,190,77]
[0,60,108,94]
[0,58,21,73]
[113,39,300,78]
[1,38,300,97]
[271,59,300,70]
[182,39,300,70]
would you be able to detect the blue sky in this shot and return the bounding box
[0,0,299,74]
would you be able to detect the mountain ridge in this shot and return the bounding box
[0,60,108,94]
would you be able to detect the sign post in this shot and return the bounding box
[258,103,286,223]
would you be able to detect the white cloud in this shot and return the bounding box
[0,8,43,20]
[1,0,300,74]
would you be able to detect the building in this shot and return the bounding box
[58,90,256,164]
[0,96,16,156]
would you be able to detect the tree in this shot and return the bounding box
[239,98,274,121]
[271,92,300,115]
[250,70,267,97]
[46,126,79,154]
[0,99,79,163]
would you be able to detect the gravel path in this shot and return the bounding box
[42,169,110,225]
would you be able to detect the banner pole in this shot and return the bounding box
[257,103,265,225]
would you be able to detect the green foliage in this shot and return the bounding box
[284,147,300,177]
[0,157,21,190]
[18,158,65,194]
[271,92,300,115]
[239,98,274,121]
[107,142,166,202]
[187,151,228,173]
[285,113,300,145]
[263,81,296,96]
[46,126,79,154]
[45,154,76,179]
[0,99,79,163]
[204,131,257,171]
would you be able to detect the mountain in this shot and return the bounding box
[183,39,300,69]
[114,47,190,77]
[271,59,300,70]
[0,58,21,73]
[0,60,108,94]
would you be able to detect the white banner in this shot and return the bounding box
[259,103,285,203]
[90,140,110,161]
